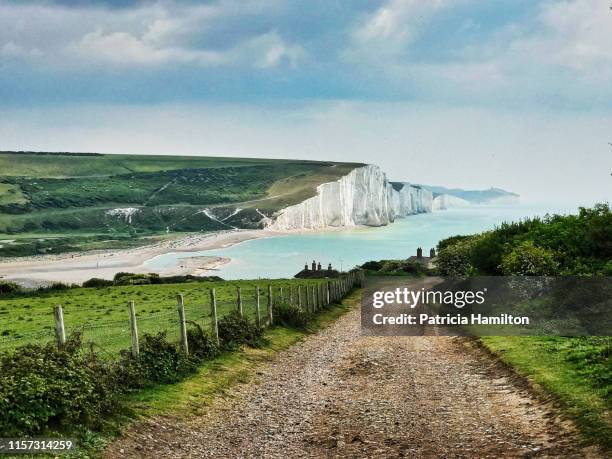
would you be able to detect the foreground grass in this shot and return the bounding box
[480,336,611,451]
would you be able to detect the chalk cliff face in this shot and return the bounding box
[432,194,471,211]
[266,165,433,230]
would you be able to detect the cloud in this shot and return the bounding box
[349,0,453,59]
[68,29,225,65]
[0,0,303,69]
[508,0,612,76]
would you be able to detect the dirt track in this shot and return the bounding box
[106,296,596,458]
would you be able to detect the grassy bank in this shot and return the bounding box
[479,336,611,450]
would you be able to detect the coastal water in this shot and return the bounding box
[145,204,572,280]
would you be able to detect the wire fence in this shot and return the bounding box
[0,272,364,357]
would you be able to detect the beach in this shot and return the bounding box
[0,229,281,286]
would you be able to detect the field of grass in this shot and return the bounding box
[0,278,331,355]
[0,152,363,256]
[480,336,611,450]
[0,183,27,205]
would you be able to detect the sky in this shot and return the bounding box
[0,0,611,205]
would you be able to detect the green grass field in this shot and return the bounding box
[480,336,611,450]
[0,279,330,355]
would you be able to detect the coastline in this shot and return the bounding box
[0,226,354,286]
[0,230,278,286]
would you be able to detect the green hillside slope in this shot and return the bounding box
[0,152,362,256]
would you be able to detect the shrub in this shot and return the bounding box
[0,333,114,436]
[82,277,114,288]
[187,322,220,360]
[273,302,312,329]
[136,332,196,384]
[501,241,560,276]
[0,281,21,295]
[217,310,264,349]
[436,237,477,276]
[361,260,383,271]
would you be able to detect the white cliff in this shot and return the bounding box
[432,194,471,211]
[266,165,433,231]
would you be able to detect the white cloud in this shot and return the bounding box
[508,0,612,76]
[0,0,303,69]
[69,29,225,65]
[349,0,453,58]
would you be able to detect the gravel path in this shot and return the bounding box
[106,297,596,458]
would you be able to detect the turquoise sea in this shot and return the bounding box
[145,204,573,280]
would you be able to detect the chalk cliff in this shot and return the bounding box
[432,194,471,211]
[265,165,433,230]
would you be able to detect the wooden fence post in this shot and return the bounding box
[313,285,318,311]
[211,288,219,344]
[53,304,66,348]
[289,286,294,306]
[305,285,309,312]
[237,286,243,316]
[279,286,284,303]
[256,286,262,328]
[127,300,139,357]
[267,284,273,326]
[177,294,189,355]
[326,282,331,305]
[297,285,302,309]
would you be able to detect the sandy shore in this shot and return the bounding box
[0,229,283,286]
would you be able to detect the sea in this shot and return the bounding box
[144,204,574,280]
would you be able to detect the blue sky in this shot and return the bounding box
[1,0,611,204]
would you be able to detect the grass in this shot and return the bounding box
[479,336,611,451]
[0,183,27,205]
[0,278,333,355]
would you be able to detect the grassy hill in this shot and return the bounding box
[0,152,362,256]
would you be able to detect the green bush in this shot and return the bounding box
[436,237,477,276]
[437,203,611,276]
[0,281,21,295]
[187,322,220,360]
[0,333,115,436]
[135,332,196,384]
[218,310,264,349]
[361,260,383,271]
[501,241,560,276]
[273,302,312,329]
[82,278,114,288]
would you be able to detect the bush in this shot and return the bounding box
[136,332,196,384]
[273,302,312,329]
[82,277,113,288]
[187,322,220,360]
[0,281,21,295]
[361,260,383,271]
[217,310,264,349]
[436,237,477,276]
[501,241,560,276]
[0,333,115,436]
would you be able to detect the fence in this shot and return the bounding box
[0,271,365,357]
